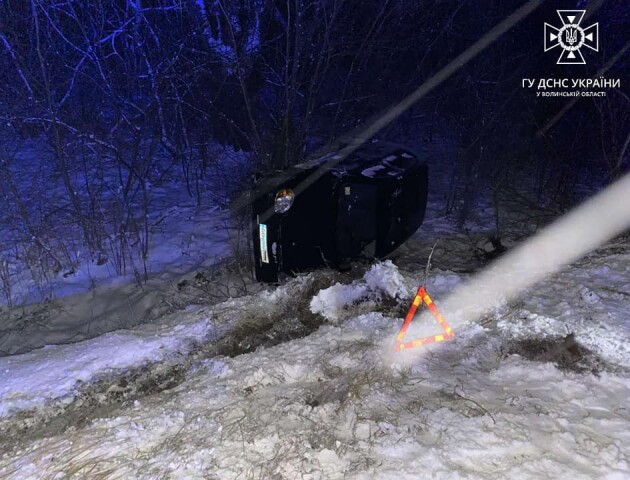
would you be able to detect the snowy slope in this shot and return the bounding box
[1,253,629,479]
[0,141,247,356]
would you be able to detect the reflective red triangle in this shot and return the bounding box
[393,286,454,352]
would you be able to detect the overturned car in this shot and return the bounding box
[252,142,428,282]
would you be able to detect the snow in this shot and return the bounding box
[420,172,630,344]
[361,164,386,177]
[0,140,248,355]
[309,281,366,322]
[310,261,410,321]
[0,307,214,418]
[1,247,630,478]
[364,260,410,299]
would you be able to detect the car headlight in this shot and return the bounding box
[274,188,295,213]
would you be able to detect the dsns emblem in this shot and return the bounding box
[544,10,598,65]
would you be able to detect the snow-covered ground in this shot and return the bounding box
[1,245,629,478]
[0,203,233,356]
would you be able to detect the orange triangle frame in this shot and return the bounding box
[393,286,454,352]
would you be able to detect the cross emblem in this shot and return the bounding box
[544,10,599,65]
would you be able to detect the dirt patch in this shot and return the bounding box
[213,270,354,357]
[388,232,521,276]
[504,333,610,374]
[0,358,191,452]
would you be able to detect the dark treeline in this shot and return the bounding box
[0,0,628,300]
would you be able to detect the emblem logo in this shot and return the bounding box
[544,10,598,65]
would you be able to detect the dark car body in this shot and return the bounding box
[252,142,428,282]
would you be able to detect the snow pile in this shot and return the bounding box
[309,282,367,322]
[363,260,410,299]
[310,261,410,321]
[498,311,568,339]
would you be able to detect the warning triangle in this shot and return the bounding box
[393,287,454,352]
